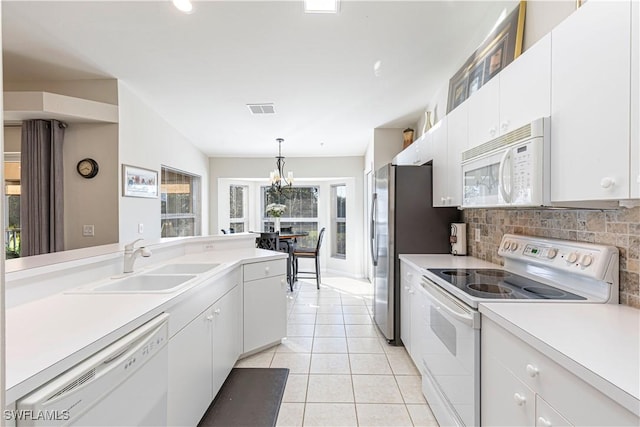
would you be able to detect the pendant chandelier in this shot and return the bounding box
[269,138,293,193]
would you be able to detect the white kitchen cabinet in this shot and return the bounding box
[399,259,424,368]
[481,317,639,426]
[632,0,640,199]
[467,33,551,150]
[551,0,632,202]
[432,118,449,207]
[168,308,214,427]
[212,285,242,394]
[243,259,287,353]
[399,261,413,354]
[433,112,465,207]
[394,132,431,166]
[467,77,500,149]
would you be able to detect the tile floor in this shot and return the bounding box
[235,276,439,427]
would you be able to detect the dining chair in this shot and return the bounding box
[293,228,325,289]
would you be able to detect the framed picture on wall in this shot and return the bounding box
[446,1,525,113]
[122,164,158,198]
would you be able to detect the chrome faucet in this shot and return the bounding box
[123,238,152,273]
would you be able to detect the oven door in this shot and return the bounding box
[419,276,480,427]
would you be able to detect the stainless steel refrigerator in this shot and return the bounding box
[370,163,459,344]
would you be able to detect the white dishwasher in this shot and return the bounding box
[17,313,169,427]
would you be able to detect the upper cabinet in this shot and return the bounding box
[394,132,432,166]
[467,34,551,149]
[433,104,467,207]
[551,0,632,202]
[631,0,639,199]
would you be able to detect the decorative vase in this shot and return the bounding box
[422,111,433,134]
[402,128,414,149]
[274,217,281,233]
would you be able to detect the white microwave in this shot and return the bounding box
[461,117,550,208]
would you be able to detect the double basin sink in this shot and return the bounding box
[77,263,222,294]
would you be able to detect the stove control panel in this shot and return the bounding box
[498,234,619,281]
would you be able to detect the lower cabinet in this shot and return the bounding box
[399,259,425,369]
[243,259,287,353]
[481,317,639,426]
[212,285,242,395]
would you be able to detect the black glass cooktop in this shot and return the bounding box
[427,268,586,300]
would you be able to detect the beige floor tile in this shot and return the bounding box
[288,313,317,325]
[342,305,370,314]
[282,374,309,403]
[310,353,351,374]
[287,324,315,337]
[356,403,414,426]
[271,353,311,374]
[406,404,439,427]
[306,375,354,403]
[395,376,427,403]
[295,297,322,305]
[233,351,274,368]
[316,296,343,304]
[315,305,343,314]
[343,314,373,324]
[349,354,392,375]
[345,324,380,338]
[314,324,346,337]
[379,339,411,355]
[276,402,305,427]
[302,403,357,427]
[290,305,318,314]
[347,337,384,353]
[352,375,403,403]
[312,337,348,353]
[276,337,314,353]
[386,353,420,376]
[341,295,367,305]
[315,314,345,324]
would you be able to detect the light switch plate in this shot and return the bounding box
[82,225,95,237]
[475,228,481,242]
[138,223,144,234]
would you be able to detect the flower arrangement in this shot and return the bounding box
[266,203,286,217]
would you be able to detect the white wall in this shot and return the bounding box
[210,156,365,277]
[118,82,209,244]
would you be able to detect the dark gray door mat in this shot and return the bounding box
[197,368,290,427]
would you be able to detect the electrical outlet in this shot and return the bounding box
[475,228,481,242]
[138,223,144,234]
[82,225,95,237]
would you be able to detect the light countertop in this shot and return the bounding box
[399,253,500,270]
[480,303,640,416]
[5,247,286,404]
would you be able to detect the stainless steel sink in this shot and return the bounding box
[147,263,221,275]
[90,274,197,293]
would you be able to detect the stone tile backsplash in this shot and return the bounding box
[462,206,640,308]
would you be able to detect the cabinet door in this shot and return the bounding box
[213,285,242,395]
[535,395,572,427]
[632,0,640,198]
[399,264,412,353]
[168,309,213,426]
[467,77,500,148]
[481,353,535,426]
[499,33,551,133]
[432,119,449,207]
[408,274,425,372]
[244,275,287,352]
[394,142,418,166]
[551,0,631,202]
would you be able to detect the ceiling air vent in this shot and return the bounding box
[247,103,275,115]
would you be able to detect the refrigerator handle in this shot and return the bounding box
[370,193,378,266]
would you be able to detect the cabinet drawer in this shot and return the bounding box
[535,395,572,427]
[483,318,638,426]
[243,259,286,282]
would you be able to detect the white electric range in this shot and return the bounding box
[418,234,619,427]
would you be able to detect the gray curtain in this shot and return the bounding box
[20,119,66,256]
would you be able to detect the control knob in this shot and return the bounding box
[566,252,579,264]
[546,248,558,259]
[510,242,519,251]
[580,254,594,267]
[503,241,511,250]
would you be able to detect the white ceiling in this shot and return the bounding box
[2,1,514,158]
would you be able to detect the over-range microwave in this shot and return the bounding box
[461,117,550,208]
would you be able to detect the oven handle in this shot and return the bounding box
[421,276,480,329]
[498,148,512,204]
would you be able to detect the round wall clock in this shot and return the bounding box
[76,158,99,179]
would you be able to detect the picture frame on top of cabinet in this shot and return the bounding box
[122,164,158,198]
[446,0,526,113]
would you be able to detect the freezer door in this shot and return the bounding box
[373,164,395,341]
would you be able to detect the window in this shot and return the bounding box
[161,166,201,237]
[4,153,21,259]
[262,186,319,247]
[229,185,248,233]
[331,184,346,258]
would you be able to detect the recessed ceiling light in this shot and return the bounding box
[173,0,193,14]
[304,0,339,14]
